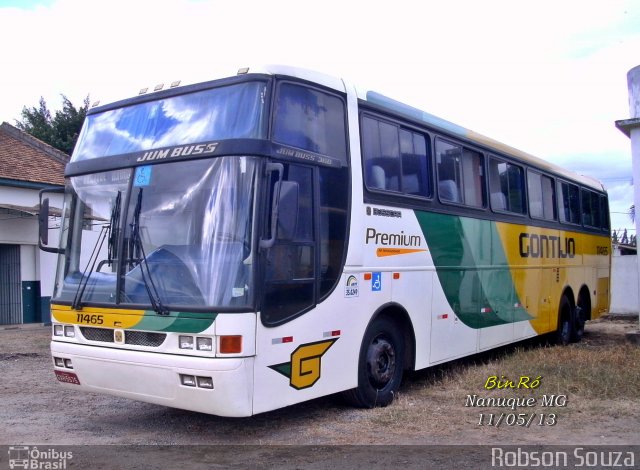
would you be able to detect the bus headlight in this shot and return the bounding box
[64,326,75,338]
[196,337,213,351]
[179,335,194,349]
[53,325,64,336]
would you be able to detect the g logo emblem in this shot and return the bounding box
[269,339,337,390]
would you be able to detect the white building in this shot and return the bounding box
[0,122,67,325]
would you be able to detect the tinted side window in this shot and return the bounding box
[319,166,349,298]
[558,181,581,224]
[361,115,430,197]
[581,189,603,229]
[273,83,347,163]
[600,196,610,231]
[436,138,484,207]
[488,157,525,214]
[527,170,556,220]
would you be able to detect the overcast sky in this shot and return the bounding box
[1,0,638,233]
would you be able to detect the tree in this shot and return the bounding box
[16,95,89,155]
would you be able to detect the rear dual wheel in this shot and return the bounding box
[555,294,586,345]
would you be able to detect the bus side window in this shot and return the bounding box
[527,170,556,220]
[488,157,525,214]
[273,82,348,164]
[558,181,580,224]
[436,138,484,207]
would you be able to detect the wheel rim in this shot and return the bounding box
[366,334,396,389]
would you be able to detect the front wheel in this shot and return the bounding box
[342,316,404,408]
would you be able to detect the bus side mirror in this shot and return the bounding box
[276,181,299,241]
[39,197,50,246]
[38,188,65,254]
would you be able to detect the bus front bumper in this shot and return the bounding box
[51,340,254,417]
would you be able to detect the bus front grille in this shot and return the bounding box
[124,330,167,347]
[79,327,113,343]
[79,327,167,347]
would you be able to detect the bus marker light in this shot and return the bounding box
[154,83,164,92]
[272,336,293,345]
[393,273,400,279]
[237,67,250,75]
[138,88,148,95]
[64,359,73,369]
[180,375,196,387]
[54,325,63,336]
[219,335,242,354]
[54,357,65,367]
[437,314,449,320]
[480,308,493,313]
[170,80,181,88]
[363,273,372,281]
[179,336,194,349]
[197,377,214,389]
[64,326,75,338]
[323,330,341,338]
[196,337,213,351]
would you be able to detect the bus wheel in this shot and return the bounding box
[572,292,589,343]
[343,317,404,408]
[555,296,573,346]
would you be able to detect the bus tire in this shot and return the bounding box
[572,291,589,343]
[555,295,573,346]
[342,316,404,408]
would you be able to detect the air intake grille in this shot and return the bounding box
[124,330,167,347]
[79,327,166,347]
[79,327,113,342]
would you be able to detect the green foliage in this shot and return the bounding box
[16,95,89,155]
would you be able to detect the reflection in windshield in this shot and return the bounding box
[54,158,258,310]
[72,82,267,161]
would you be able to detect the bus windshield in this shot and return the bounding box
[72,81,268,161]
[54,157,259,311]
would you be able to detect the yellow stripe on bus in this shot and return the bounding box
[494,223,610,334]
[51,304,146,329]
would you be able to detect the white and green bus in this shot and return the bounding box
[40,65,610,417]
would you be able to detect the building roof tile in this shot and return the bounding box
[0,122,69,186]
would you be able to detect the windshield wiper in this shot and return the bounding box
[71,224,109,310]
[107,191,122,266]
[72,194,122,310]
[129,188,170,316]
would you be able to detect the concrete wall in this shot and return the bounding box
[0,185,63,323]
[610,254,640,314]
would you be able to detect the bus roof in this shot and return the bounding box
[357,89,605,192]
[248,65,604,192]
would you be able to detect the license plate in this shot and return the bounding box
[54,370,81,385]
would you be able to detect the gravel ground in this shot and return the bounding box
[0,318,638,468]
